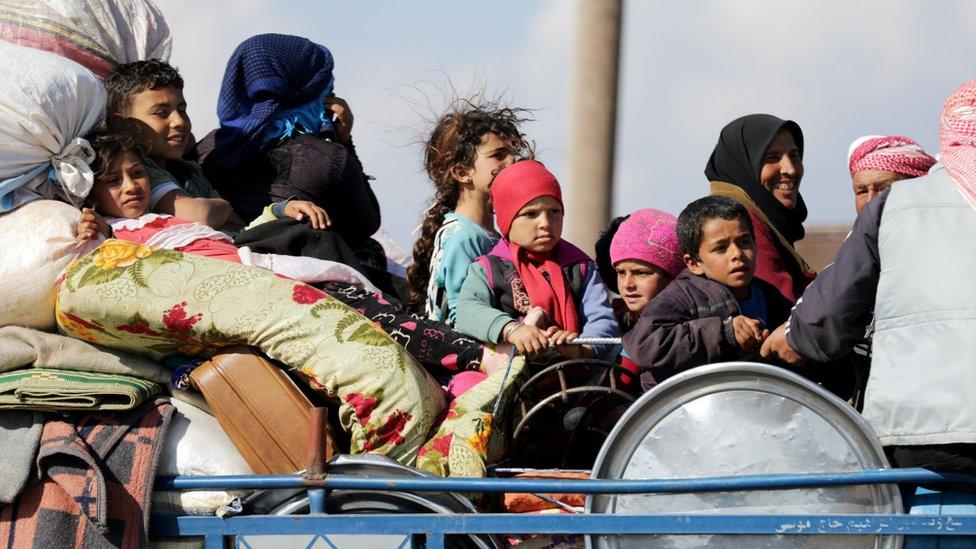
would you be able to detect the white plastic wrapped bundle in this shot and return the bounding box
[0,0,172,79]
[0,42,105,328]
[0,41,105,213]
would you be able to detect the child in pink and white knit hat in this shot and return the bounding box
[608,208,683,331]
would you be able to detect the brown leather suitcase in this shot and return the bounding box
[189,346,333,474]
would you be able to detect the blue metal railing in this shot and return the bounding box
[150,467,976,548]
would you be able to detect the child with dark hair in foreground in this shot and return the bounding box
[105,59,240,230]
[622,196,792,390]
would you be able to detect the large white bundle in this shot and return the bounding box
[0,200,99,329]
[157,398,252,477]
[153,398,253,517]
[0,0,171,79]
[0,41,105,213]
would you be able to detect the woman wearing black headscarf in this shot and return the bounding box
[705,114,816,303]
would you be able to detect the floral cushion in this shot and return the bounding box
[56,240,445,465]
[417,356,528,478]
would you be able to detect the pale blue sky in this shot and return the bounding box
[160,1,975,250]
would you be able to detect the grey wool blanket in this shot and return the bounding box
[0,326,172,503]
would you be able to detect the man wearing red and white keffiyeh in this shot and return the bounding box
[847,135,936,214]
[762,81,976,479]
[940,80,976,213]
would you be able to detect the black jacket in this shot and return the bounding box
[623,270,792,390]
[197,132,381,246]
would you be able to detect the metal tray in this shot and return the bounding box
[586,362,902,548]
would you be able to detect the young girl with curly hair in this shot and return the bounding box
[407,101,532,324]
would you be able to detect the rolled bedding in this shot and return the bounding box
[56,239,446,466]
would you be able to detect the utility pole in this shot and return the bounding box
[564,0,623,254]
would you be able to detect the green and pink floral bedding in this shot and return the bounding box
[56,239,446,465]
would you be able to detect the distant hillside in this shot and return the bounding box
[795,225,851,273]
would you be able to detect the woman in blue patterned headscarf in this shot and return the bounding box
[198,33,380,244]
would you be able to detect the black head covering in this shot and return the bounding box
[704,114,807,243]
[594,214,631,294]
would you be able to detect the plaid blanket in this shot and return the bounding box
[0,398,175,548]
[0,368,160,411]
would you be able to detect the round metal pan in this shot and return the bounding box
[244,454,499,549]
[586,362,902,549]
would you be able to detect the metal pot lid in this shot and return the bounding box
[243,454,500,549]
[586,362,902,549]
[326,454,482,514]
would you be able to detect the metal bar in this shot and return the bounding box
[307,488,326,515]
[565,337,621,346]
[155,467,976,494]
[427,533,446,549]
[307,407,328,478]
[150,513,976,537]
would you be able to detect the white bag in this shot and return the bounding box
[0,200,99,330]
[0,0,171,79]
[0,41,105,213]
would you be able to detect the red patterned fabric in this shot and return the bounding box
[848,135,936,178]
[941,80,976,212]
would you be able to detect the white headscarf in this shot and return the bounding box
[0,42,105,213]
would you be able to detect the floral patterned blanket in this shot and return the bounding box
[56,240,446,465]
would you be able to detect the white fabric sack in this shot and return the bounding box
[0,41,105,213]
[0,200,99,330]
[153,398,253,518]
[156,397,252,477]
[0,0,171,79]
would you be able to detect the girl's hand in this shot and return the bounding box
[545,326,578,346]
[77,208,110,240]
[505,323,550,357]
[545,327,593,359]
[324,96,354,144]
[523,306,550,328]
[283,200,331,230]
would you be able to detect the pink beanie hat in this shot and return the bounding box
[609,208,683,278]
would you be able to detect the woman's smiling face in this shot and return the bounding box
[760,129,804,209]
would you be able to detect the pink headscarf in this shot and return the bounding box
[609,209,684,278]
[941,80,976,212]
[847,135,936,178]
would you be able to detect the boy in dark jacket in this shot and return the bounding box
[622,196,792,390]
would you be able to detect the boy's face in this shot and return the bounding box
[615,260,672,314]
[507,196,563,254]
[91,151,151,219]
[124,86,191,162]
[684,217,756,299]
